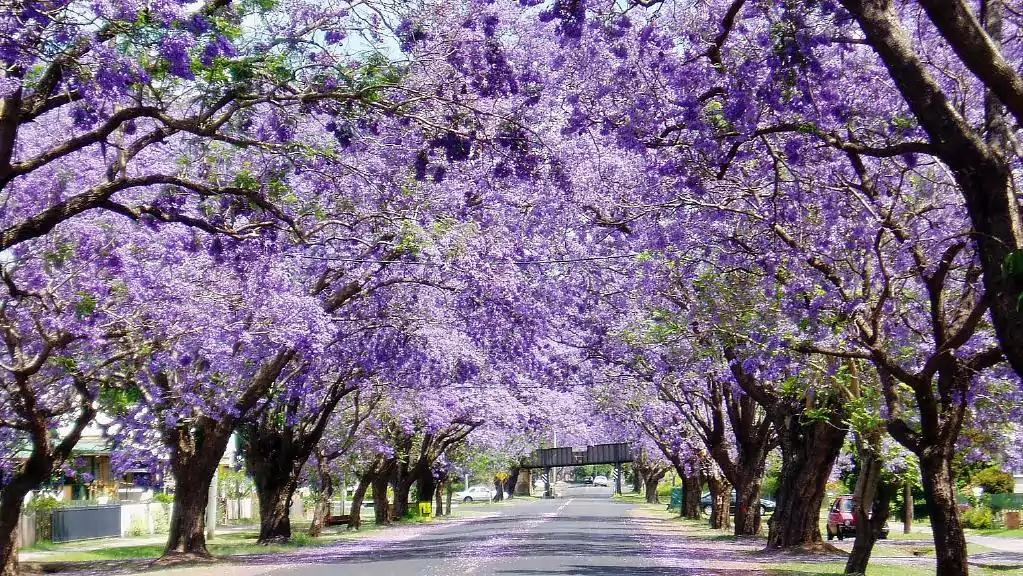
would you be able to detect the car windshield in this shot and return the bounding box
[838,499,854,512]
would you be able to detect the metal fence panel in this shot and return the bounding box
[51,505,121,542]
[989,493,1023,511]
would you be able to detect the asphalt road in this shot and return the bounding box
[252,485,678,576]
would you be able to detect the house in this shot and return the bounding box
[31,423,162,503]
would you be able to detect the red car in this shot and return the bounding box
[826,495,890,540]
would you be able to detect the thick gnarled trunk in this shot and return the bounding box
[733,475,763,536]
[255,478,297,544]
[767,418,846,549]
[416,467,436,513]
[392,480,411,519]
[0,481,34,576]
[504,468,519,499]
[164,476,215,560]
[644,476,662,504]
[682,472,702,519]
[162,429,228,561]
[707,474,731,530]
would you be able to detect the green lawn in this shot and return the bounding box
[768,562,934,576]
[770,562,1023,576]
[968,527,1023,538]
[22,497,523,564]
[22,529,355,562]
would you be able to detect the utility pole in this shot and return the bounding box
[206,466,219,541]
[904,480,913,534]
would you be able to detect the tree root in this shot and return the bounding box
[150,550,217,567]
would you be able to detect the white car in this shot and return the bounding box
[454,485,495,503]
[592,475,609,487]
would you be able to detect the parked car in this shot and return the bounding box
[826,495,890,540]
[700,491,777,516]
[534,478,548,489]
[583,476,594,485]
[454,485,496,503]
[593,475,610,487]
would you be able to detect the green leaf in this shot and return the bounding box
[75,292,98,317]
[1003,250,1023,280]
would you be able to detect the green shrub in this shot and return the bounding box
[961,505,995,529]
[25,495,61,512]
[153,492,174,505]
[151,505,170,534]
[971,466,1016,495]
[25,495,63,542]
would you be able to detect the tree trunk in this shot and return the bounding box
[504,468,519,499]
[492,477,505,502]
[920,452,969,576]
[733,473,764,536]
[254,477,297,544]
[683,472,702,519]
[644,476,661,504]
[766,417,846,549]
[435,480,445,516]
[164,476,215,559]
[392,471,411,519]
[307,461,333,537]
[707,474,731,530]
[847,478,896,572]
[634,469,644,494]
[845,435,883,574]
[372,475,391,525]
[416,468,436,514]
[394,486,411,519]
[0,481,33,576]
[348,476,371,530]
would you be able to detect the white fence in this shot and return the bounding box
[224,497,254,521]
[15,513,36,548]
[120,502,172,536]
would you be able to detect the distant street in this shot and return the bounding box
[240,485,687,576]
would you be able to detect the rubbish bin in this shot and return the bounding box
[668,487,683,511]
[1005,511,1021,529]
